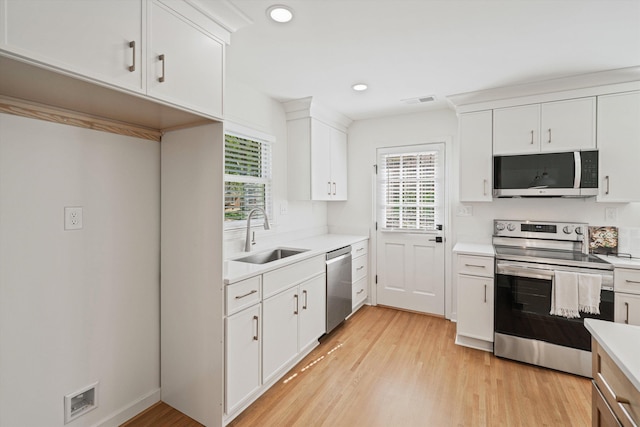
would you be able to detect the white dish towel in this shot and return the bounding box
[578,273,602,315]
[550,271,580,318]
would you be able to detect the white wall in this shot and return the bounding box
[0,114,160,427]
[223,80,328,257]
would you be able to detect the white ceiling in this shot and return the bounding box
[225,0,640,121]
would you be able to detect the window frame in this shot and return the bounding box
[223,123,275,231]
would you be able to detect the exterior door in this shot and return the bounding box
[375,144,445,315]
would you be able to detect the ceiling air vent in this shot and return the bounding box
[401,95,437,105]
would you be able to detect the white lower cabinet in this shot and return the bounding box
[262,286,299,383]
[225,304,261,414]
[455,251,495,351]
[351,239,369,311]
[298,274,328,351]
[614,267,640,326]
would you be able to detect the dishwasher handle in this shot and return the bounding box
[326,252,351,265]
[326,245,352,261]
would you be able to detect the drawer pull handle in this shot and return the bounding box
[530,130,534,144]
[616,395,631,405]
[158,54,166,82]
[605,175,610,195]
[303,290,308,310]
[356,247,364,252]
[235,289,258,299]
[625,279,640,284]
[547,128,552,144]
[356,266,364,271]
[357,289,364,295]
[465,264,486,268]
[253,315,259,341]
[128,41,136,72]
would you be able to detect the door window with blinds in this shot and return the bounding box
[377,144,444,232]
[224,126,273,229]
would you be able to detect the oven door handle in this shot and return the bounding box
[496,263,554,281]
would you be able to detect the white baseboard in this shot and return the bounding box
[94,388,161,427]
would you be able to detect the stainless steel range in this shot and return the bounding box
[493,220,614,377]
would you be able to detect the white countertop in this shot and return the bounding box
[453,242,495,257]
[584,319,640,392]
[596,254,640,270]
[224,233,368,284]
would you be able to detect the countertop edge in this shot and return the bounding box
[453,242,495,257]
[585,318,640,392]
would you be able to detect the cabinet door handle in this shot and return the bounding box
[483,179,487,196]
[128,41,136,72]
[235,289,258,299]
[253,315,259,341]
[625,302,629,324]
[626,279,640,284]
[327,182,332,195]
[547,128,552,143]
[333,182,337,195]
[484,284,487,303]
[294,294,299,315]
[302,290,308,309]
[158,54,166,82]
[530,130,534,144]
[605,175,610,195]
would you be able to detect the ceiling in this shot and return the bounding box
[224,0,640,121]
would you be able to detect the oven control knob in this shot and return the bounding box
[507,223,516,231]
[575,226,584,235]
[563,225,574,234]
[496,222,505,231]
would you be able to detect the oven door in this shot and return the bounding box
[495,261,614,351]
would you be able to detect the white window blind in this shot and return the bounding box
[377,145,443,232]
[224,132,272,227]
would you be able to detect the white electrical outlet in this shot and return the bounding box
[456,205,473,217]
[280,201,289,215]
[64,207,83,230]
[605,207,618,222]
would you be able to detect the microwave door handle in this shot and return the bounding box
[573,152,581,189]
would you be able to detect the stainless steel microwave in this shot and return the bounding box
[493,150,598,197]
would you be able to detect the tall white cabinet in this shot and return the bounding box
[458,110,493,202]
[597,91,640,202]
[284,97,352,201]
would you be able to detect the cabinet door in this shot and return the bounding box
[540,97,595,152]
[310,119,333,201]
[597,91,640,202]
[330,128,348,200]
[262,287,299,383]
[493,104,540,155]
[615,293,640,326]
[148,1,224,118]
[298,274,327,351]
[457,274,494,341]
[1,0,143,92]
[225,305,261,414]
[459,111,493,201]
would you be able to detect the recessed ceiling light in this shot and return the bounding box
[352,83,368,92]
[267,5,293,23]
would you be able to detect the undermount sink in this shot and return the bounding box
[234,248,308,265]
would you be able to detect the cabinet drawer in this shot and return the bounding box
[592,382,622,427]
[593,339,640,426]
[352,255,368,283]
[263,255,325,298]
[457,254,494,277]
[353,276,368,309]
[351,240,368,257]
[226,276,261,316]
[615,269,640,295]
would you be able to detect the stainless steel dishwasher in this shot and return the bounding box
[326,245,352,333]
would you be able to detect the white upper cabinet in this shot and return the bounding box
[0,0,231,120]
[540,97,596,152]
[285,97,352,201]
[493,97,595,155]
[148,2,224,118]
[459,110,493,201]
[0,0,144,93]
[493,104,540,155]
[597,91,640,202]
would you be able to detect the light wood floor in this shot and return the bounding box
[123,305,591,427]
